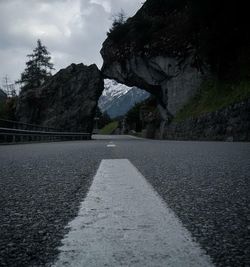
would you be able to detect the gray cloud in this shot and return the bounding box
[0,0,142,86]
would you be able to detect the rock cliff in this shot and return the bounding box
[101,48,206,117]
[101,0,249,138]
[16,63,103,132]
[101,1,208,136]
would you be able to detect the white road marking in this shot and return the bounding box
[107,141,116,147]
[53,159,214,267]
[107,144,116,147]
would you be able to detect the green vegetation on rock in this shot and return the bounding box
[174,80,250,122]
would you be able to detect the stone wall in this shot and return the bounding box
[164,99,250,141]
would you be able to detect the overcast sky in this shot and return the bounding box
[0,0,142,87]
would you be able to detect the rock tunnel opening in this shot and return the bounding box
[95,78,168,138]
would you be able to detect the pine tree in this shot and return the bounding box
[17,39,54,90]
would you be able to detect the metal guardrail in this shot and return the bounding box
[0,119,91,143]
[0,119,60,132]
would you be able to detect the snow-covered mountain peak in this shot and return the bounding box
[98,79,150,118]
[102,79,132,98]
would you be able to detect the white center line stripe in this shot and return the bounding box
[53,159,214,267]
[107,144,116,147]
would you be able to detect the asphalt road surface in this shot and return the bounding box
[0,135,249,267]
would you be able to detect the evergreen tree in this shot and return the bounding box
[17,39,54,90]
[108,9,127,37]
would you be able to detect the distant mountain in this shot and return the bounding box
[98,79,150,118]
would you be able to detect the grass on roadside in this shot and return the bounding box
[99,121,118,134]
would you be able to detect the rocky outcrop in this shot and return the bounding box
[101,43,207,138]
[16,63,103,132]
[101,49,206,116]
[101,1,209,137]
[101,0,249,139]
